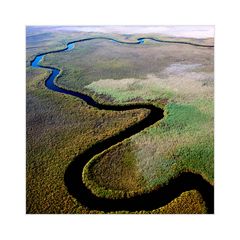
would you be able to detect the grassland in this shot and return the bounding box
[41,35,214,198]
[83,99,213,200]
[26,28,150,213]
[26,26,214,213]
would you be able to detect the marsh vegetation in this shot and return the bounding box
[26,26,214,213]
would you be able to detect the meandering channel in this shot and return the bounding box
[31,37,214,213]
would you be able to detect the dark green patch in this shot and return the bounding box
[161,103,209,133]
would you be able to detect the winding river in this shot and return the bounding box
[31,37,214,213]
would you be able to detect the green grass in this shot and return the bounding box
[83,99,213,199]
[75,40,214,199]
[26,26,214,213]
[26,28,153,213]
[26,66,150,213]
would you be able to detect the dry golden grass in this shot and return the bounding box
[151,190,207,214]
[109,190,207,214]
[26,67,149,213]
